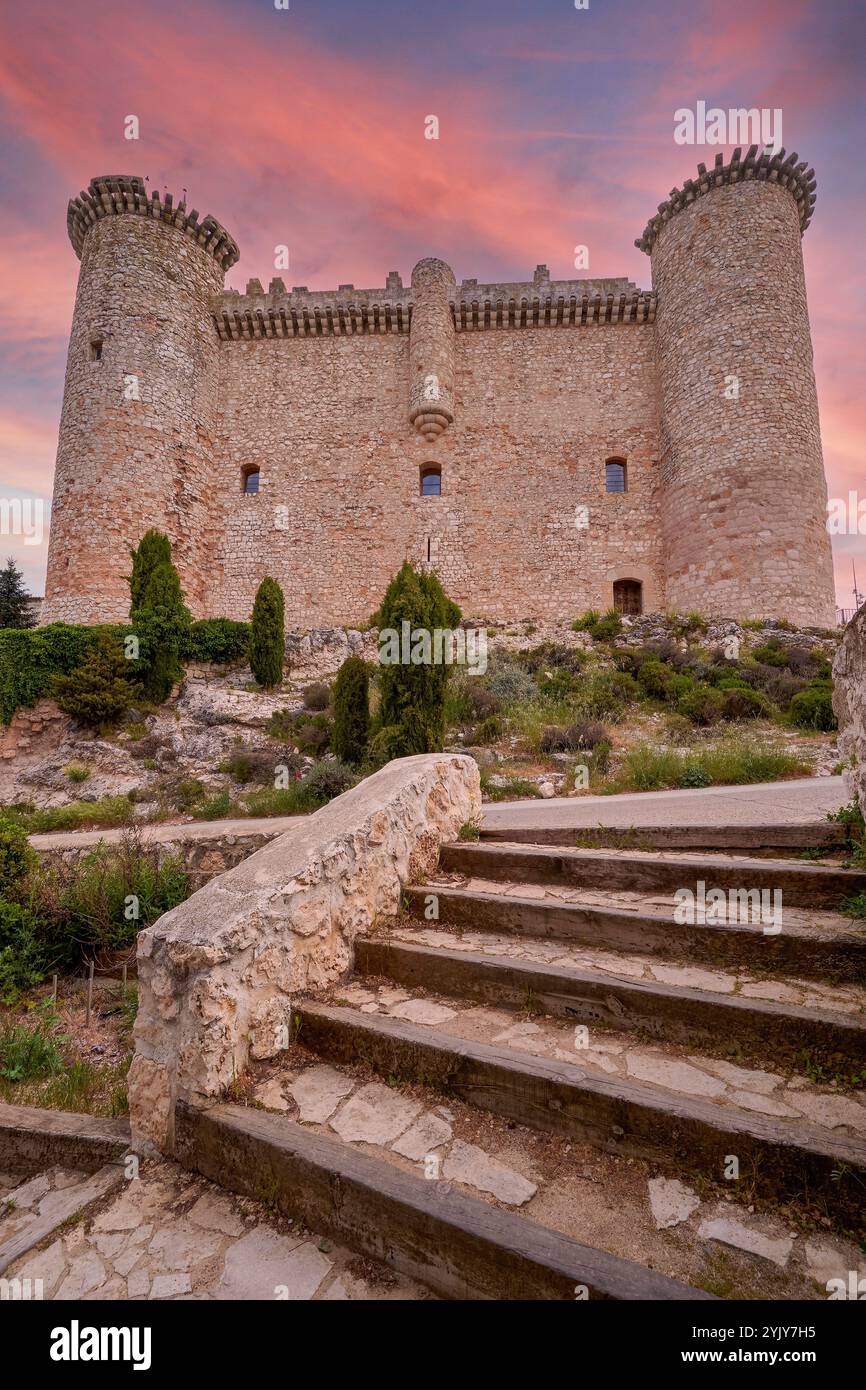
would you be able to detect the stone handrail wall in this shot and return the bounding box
[833,606,866,816]
[129,754,481,1151]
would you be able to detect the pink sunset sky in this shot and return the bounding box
[0,0,863,611]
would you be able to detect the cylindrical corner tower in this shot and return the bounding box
[641,148,835,626]
[408,258,456,442]
[41,174,239,624]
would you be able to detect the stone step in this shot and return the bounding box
[479,822,850,855]
[173,1100,704,1300]
[440,842,866,910]
[402,883,866,984]
[355,936,866,1074]
[294,1000,866,1226]
[229,1047,865,1299]
[0,1102,131,1180]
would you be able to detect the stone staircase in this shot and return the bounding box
[175,822,866,1301]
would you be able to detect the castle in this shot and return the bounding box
[41,147,835,631]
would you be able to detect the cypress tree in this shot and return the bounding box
[131,557,191,703]
[129,529,173,613]
[0,558,35,629]
[373,562,461,758]
[333,655,370,764]
[249,577,285,689]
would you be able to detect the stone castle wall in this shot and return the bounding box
[41,153,835,629]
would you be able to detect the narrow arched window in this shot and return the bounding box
[242,466,260,495]
[420,465,441,497]
[613,579,643,615]
[605,458,627,493]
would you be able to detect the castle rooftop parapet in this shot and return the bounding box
[214,270,655,339]
[636,146,816,253]
[67,175,240,270]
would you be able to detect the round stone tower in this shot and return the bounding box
[408,258,456,442]
[41,175,239,624]
[640,148,835,626]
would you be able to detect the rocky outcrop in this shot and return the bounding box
[833,606,866,814]
[129,754,480,1151]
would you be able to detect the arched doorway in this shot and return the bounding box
[613,578,643,615]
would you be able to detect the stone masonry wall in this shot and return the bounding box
[210,308,662,625]
[650,172,834,627]
[129,753,480,1151]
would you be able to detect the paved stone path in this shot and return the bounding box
[29,777,847,854]
[482,776,847,832]
[0,1160,429,1301]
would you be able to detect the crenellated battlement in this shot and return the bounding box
[213,267,654,339]
[67,174,240,270]
[636,146,816,253]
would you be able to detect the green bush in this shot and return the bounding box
[0,899,46,1003]
[52,632,134,727]
[789,682,836,732]
[572,610,600,632]
[518,643,585,676]
[474,715,503,744]
[610,739,808,794]
[373,562,460,758]
[302,758,356,803]
[0,1004,64,1082]
[5,797,136,835]
[0,623,111,725]
[33,832,190,969]
[333,657,370,764]
[0,812,37,899]
[539,720,608,754]
[575,670,639,721]
[250,578,286,689]
[637,659,673,699]
[219,749,278,784]
[587,609,623,642]
[677,684,725,726]
[591,739,612,775]
[303,682,332,712]
[678,762,712,789]
[191,789,233,821]
[186,618,250,664]
[130,554,191,703]
[720,686,770,721]
[484,664,536,708]
[293,712,332,756]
